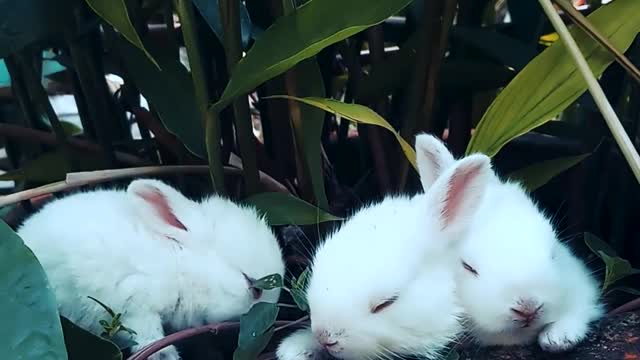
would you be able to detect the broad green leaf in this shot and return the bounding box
[210,0,414,112]
[0,0,74,58]
[291,268,310,312]
[0,219,68,360]
[268,96,417,169]
[507,153,590,192]
[0,149,109,183]
[355,30,515,103]
[290,59,329,210]
[61,317,122,360]
[584,232,640,292]
[451,26,538,71]
[116,37,206,158]
[466,0,640,157]
[252,274,284,290]
[234,302,279,359]
[597,251,640,292]
[84,0,159,68]
[232,329,274,360]
[245,192,341,226]
[192,0,253,49]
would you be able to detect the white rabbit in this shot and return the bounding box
[17,179,285,360]
[277,153,493,360]
[414,133,604,352]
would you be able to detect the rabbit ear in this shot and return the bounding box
[425,154,491,238]
[127,179,191,239]
[415,133,455,191]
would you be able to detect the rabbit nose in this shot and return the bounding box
[315,330,338,349]
[511,299,543,325]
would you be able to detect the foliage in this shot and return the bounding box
[0,0,640,358]
[0,219,68,360]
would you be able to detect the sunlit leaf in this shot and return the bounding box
[267,96,417,169]
[507,153,590,192]
[466,0,640,157]
[84,0,159,68]
[0,220,68,360]
[290,59,329,210]
[291,268,311,312]
[210,0,414,112]
[246,192,341,226]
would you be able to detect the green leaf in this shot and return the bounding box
[597,251,640,292]
[0,149,109,183]
[210,0,414,112]
[506,153,590,192]
[0,219,68,360]
[451,26,538,71]
[192,0,253,49]
[584,232,640,292]
[355,30,515,103]
[291,267,310,312]
[87,296,117,318]
[232,329,274,360]
[234,302,279,359]
[116,36,206,158]
[252,273,284,290]
[245,192,341,226]
[466,0,640,157]
[0,0,74,58]
[84,0,159,69]
[267,96,417,169]
[61,317,122,360]
[290,58,329,210]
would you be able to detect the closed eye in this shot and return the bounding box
[371,295,399,314]
[462,260,479,276]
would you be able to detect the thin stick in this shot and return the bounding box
[537,0,640,183]
[552,0,640,84]
[0,165,289,208]
[126,319,301,360]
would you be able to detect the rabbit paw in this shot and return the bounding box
[135,345,181,360]
[538,320,587,352]
[276,329,324,360]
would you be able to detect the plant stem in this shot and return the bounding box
[219,0,260,196]
[126,320,299,360]
[174,0,226,193]
[0,164,289,208]
[538,0,640,184]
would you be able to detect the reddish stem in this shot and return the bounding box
[126,318,307,360]
[608,296,640,316]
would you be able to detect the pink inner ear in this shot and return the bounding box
[136,188,188,231]
[441,163,483,227]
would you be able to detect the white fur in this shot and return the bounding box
[278,154,493,360]
[414,133,604,352]
[17,179,285,360]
